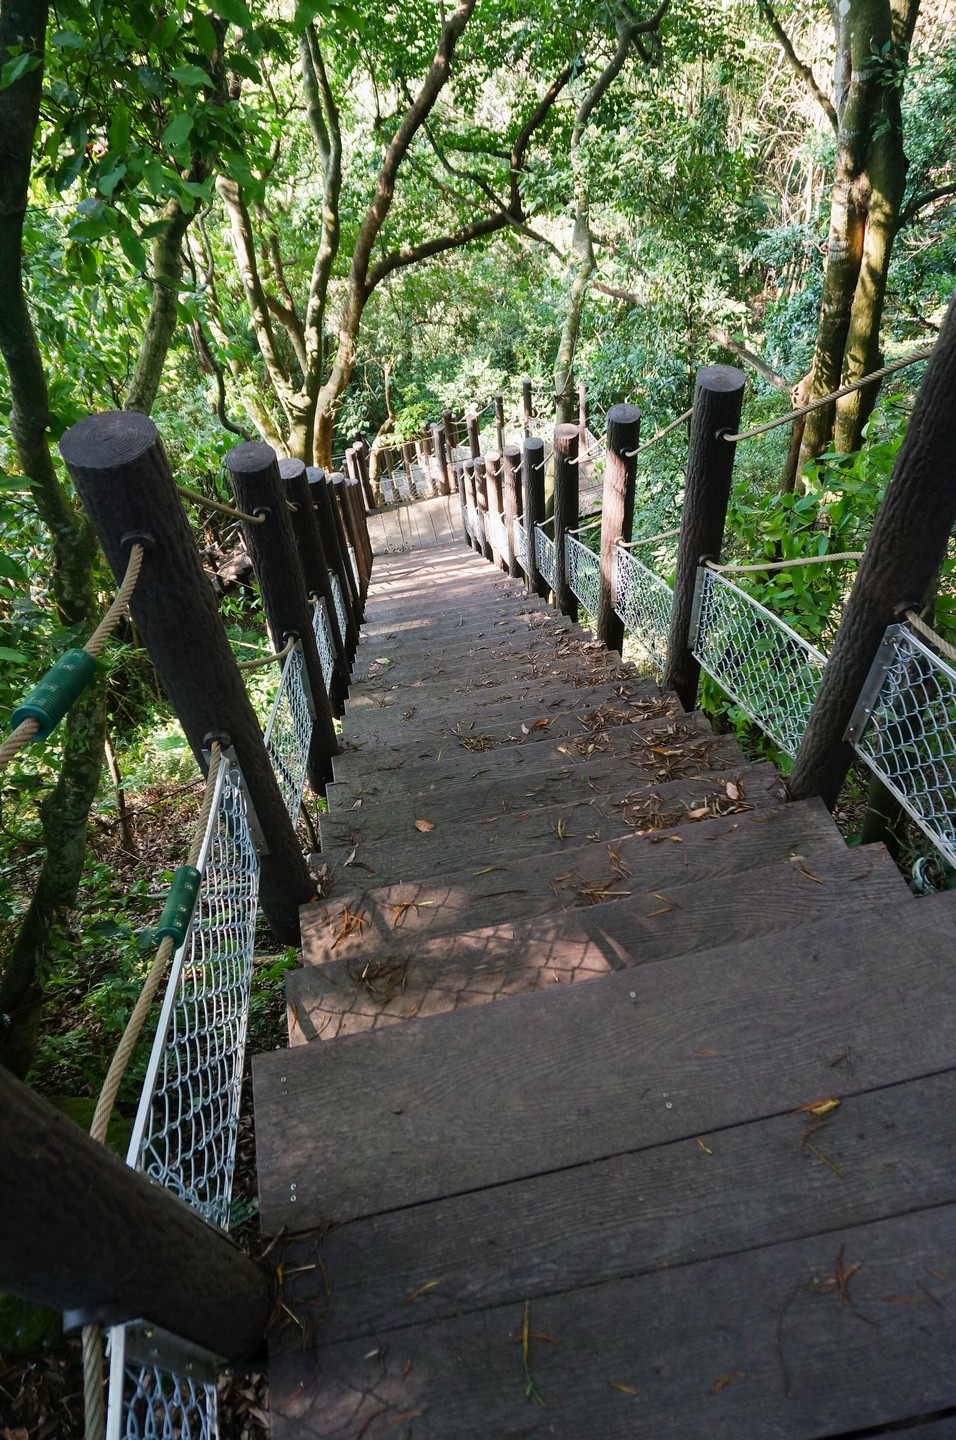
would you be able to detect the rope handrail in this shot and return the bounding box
[536,515,557,534]
[705,551,863,573]
[630,407,694,457]
[0,543,145,775]
[618,527,681,548]
[235,634,297,671]
[568,515,603,536]
[82,740,223,1438]
[724,346,934,443]
[905,610,956,665]
[177,484,265,525]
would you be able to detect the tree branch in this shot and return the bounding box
[708,326,790,390]
[757,0,837,131]
[899,182,956,228]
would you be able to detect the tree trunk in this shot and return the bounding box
[123,198,193,414]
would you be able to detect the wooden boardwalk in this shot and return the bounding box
[254,527,956,1438]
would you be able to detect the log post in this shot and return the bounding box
[443,407,460,458]
[401,441,419,499]
[522,436,549,600]
[60,412,312,944]
[329,472,365,620]
[495,394,506,457]
[523,379,534,437]
[431,422,452,496]
[462,458,482,555]
[226,442,339,792]
[343,470,372,599]
[789,298,956,807]
[598,404,641,654]
[350,445,377,526]
[663,365,746,711]
[0,1066,273,1358]
[553,422,580,622]
[486,450,508,571]
[308,468,360,662]
[466,407,482,460]
[454,462,470,545]
[501,445,523,580]
[578,381,588,450]
[473,457,495,563]
[280,458,348,715]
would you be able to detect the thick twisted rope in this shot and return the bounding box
[705,552,863,573]
[236,634,297,672]
[82,742,222,1440]
[177,484,265,525]
[905,610,956,665]
[0,544,145,775]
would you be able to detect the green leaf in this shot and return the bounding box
[171,63,212,87]
[0,646,29,665]
[192,13,218,54]
[96,162,127,198]
[50,29,86,50]
[0,52,42,89]
[0,554,29,582]
[210,0,253,26]
[118,226,148,271]
[0,473,37,490]
[162,112,194,148]
[108,104,130,155]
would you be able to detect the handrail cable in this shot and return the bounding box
[82,741,223,1439]
[628,407,694,457]
[618,527,681,548]
[236,634,297,672]
[905,610,956,665]
[724,346,934,443]
[177,484,266,525]
[0,543,145,775]
[705,552,863,573]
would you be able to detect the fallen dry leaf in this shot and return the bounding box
[725,781,740,800]
[609,1382,638,1395]
[695,1136,714,1155]
[794,1098,840,1117]
[402,1280,440,1304]
[711,1371,744,1394]
[414,818,435,833]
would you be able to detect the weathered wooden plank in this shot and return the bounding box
[268,1204,956,1439]
[254,891,956,1229]
[269,1070,956,1345]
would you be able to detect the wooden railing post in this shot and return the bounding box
[443,407,460,458]
[350,444,377,520]
[789,298,956,807]
[495,394,506,457]
[0,1065,273,1357]
[501,445,523,580]
[401,441,419,499]
[523,379,534,437]
[308,468,360,661]
[578,381,588,450]
[462,458,482,555]
[328,472,366,620]
[663,365,746,711]
[347,472,373,598]
[466,407,482,460]
[431,422,452,496]
[226,442,339,791]
[598,403,641,654]
[523,436,549,600]
[553,422,580,622]
[280,458,348,715]
[485,450,508,571]
[453,461,470,545]
[60,412,313,944]
[474,457,495,563]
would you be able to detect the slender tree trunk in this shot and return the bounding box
[123,198,193,414]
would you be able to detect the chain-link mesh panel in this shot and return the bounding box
[106,1327,218,1440]
[311,597,335,692]
[486,508,510,565]
[513,518,530,576]
[348,545,360,590]
[534,524,555,589]
[330,572,348,646]
[566,534,600,616]
[692,566,826,757]
[263,643,312,822]
[852,623,956,866]
[613,544,673,675]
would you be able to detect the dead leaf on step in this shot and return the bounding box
[685,806,710,820]
[725,781,740,800]
[414,818,435,833]
[609,1383,638,1396]
[793,1098,840,1117]
[402,1280,440,1305]
[350,799,363,809]
[711,1371,744,1394]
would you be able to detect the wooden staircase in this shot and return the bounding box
[254,538,956,1438]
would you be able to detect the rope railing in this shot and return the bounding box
[724,346,934,443]
[1,543,145,775]
[705,552,863,574]
[905,609,956,665]
[618,527,681,548]
[630,407,694,457]
[235,634,297,672]
[176,485,265,525]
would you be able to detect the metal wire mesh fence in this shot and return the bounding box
[613,543,673,675]
[565,533,600,616]
[311,597,336,693]
[330,572,348,649]
[105,751,259,1439]
[851,623,956,866]
[263,642,312,822]
[692,565,826,757]
[534,524,555,590]
[486,508,511,566]
[513,518,530,576]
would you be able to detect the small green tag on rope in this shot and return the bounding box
[155,865,202,947]
[9,649,98,740]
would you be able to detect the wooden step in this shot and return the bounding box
[346,643,625,708]
[286,843,903,1042]
[317,762,786,886]
[304,796,845,955]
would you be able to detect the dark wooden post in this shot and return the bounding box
[351,444,377,520]
[226,442,339,791]
[454,462,469,544]
[329,472,365,620]
[308,468,360,660]
[663,365,746,711]
[343,472,372,598]
[443,407,460,458]
[280,458,348,715]
[462,458,482,555]
[401,441,419,499]
[501,444,523,580]
[0,1067,273,1358]
[60,412,312,945]
[578,381,588,450]
[474,457,495,563]
[495,394,506,457]
[466,407,482,460]
[523,379,534,437]
[789,300,956,807]
[598,404,641,654]
[522,435,549,600]
[485,450,508,571]
[553,422,580,622]
[431,422,452,496]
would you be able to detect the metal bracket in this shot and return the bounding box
[204,745,269,856]
[688,562,710,653]
[119,1318,225,1384]
[844,625,902,745]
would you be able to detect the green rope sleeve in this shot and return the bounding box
[9,650,98,741]
[154,865,202,946]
